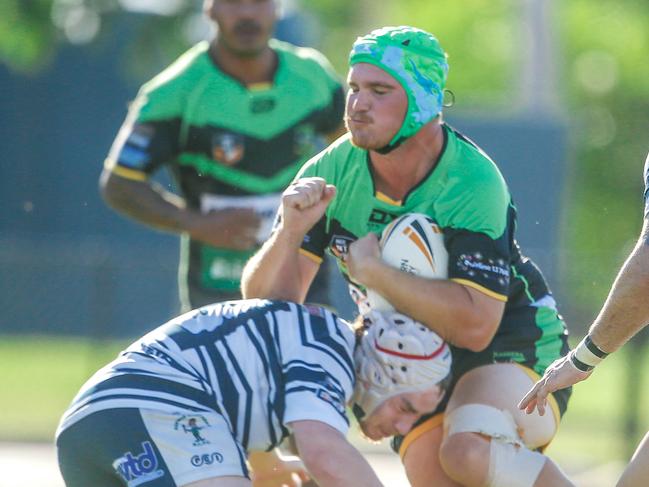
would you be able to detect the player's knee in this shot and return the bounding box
[444,404,546,487]
[439,432,488,481]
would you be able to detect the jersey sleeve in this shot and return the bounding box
[104,114,181,181]
[436,165,513,301]
[283,388,350,436]
[104,66,189,180]
[282,357,351,436]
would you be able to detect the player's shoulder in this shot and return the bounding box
[446,125,506,181]
[434,125,511,236]
[271,39,340,84]
[140,42,211,95]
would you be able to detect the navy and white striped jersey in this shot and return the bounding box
[57,300,356,451]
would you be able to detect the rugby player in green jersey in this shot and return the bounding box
[100,0,344,312]
[243,26,575,487]
[521,152,649,487]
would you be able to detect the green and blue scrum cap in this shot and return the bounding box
[349,26,449,148]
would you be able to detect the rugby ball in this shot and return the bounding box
[366,213,448,311]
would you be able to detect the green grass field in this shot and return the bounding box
[2,335,647,472]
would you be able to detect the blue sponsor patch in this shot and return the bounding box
[118,145,151,169]
[112,441,165,486]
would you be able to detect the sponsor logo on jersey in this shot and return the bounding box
[212,133,244,166]
[294,124,317,156]
[368,208,399,226]
[317,388,346,415]
[304,304,326,318]
[456,253,509,286]
[113,441,165,486]
[250,96,276,113]
[493,351,526,362]
[175,414,211,446]
[316,376,346,415]
[191,452,224,467]
[330,235,354,261]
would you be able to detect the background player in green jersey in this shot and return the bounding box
[521,152,649,487]
[243,26,575,486]
[100,0,345,312]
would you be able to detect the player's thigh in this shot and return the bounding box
[58,407,250,487]
[618,431,649,487]
[57,408,174,487]
[446,363,558,448]
[139,408,250,485]
[183,477,251,487]
[401,415,461,487]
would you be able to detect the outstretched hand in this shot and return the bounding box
[518,353,592,416]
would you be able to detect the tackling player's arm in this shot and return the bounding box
[290,420,384,487]
[520,160,649,416]
[588,217,649,353]
[241,177,335,301]
[347,233,504,352]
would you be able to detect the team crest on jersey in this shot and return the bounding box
[175,414,211,446]
[113,441,165,486]
[212,133,244,166]
[294,124,317,156]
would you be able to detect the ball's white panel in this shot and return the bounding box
[366,213,448,311]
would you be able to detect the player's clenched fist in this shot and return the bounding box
[280,177,336,235]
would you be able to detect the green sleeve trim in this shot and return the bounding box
[511,265,535,302]
[177,154,309,193]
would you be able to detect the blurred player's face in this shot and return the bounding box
[345,63,407,150]
[206,0,276,57]
[359,386,443,441]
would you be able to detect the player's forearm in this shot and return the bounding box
[365,263,501,351]
[589,237,649,353]
[241,225,308,301]
[302,440,383,487]
[100,171,197,234]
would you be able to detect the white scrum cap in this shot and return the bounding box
[352,310,452,420]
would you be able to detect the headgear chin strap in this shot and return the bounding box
[352,311,452,420]
[349,26,449,152]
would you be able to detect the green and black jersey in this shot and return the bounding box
[106,40,344,305]
[298,125,570,382]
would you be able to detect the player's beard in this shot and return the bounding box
[345,118,391,150]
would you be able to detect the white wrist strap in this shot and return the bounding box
[570,335,608,372]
